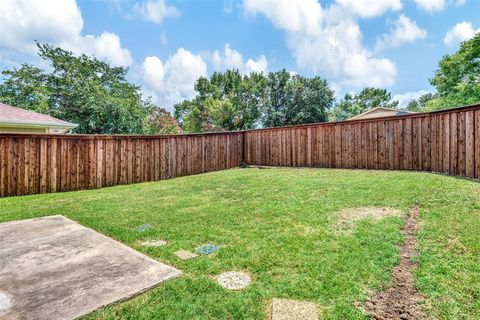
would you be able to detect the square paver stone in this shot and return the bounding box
[271,298,319,320]
[0,215,181,320]
[174,250,198,260]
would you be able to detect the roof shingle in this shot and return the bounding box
[0,103,76,128]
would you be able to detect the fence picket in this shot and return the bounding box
[1,105,480,197]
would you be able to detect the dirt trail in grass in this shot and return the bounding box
[362,206,425,320]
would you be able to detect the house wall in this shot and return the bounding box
[0,126,47,133]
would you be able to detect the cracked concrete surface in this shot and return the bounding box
[0,215,181,320]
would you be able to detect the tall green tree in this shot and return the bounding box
[406,93,436,112]
[174,69,334,132]
[173,99,205,132]
[329,87,399,121]
[284,75,334,125]
[425,33,480,110]
[0,65,51,114]
[174,70,266,132]
[262,70,291,127]
[0,43,149,134]
[265,73,335,126]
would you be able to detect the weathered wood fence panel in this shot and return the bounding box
[244,104,480,180]
[0,132,243,197]
[1,104,479,197]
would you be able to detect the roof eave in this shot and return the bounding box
[348,107,411,121]
[0,119,78,129]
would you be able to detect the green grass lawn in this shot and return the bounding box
[1,168,479,319]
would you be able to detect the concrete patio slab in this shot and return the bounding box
[0,215,181,320]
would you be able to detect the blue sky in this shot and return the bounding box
[0,0,479,110]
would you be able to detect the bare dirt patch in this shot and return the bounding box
[336,207,404,234]
[360,206,425,319]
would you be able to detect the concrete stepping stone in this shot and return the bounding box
[216,271,251,290]
[141,240,167,247]
[271,298,319,320]
[174,250,198,260]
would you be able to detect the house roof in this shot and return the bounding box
[0,103,77,129]
[348,107,412,121]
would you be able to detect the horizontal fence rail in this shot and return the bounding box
[1,104,479,197]
[244,105,480,179]
[0,132,243,197]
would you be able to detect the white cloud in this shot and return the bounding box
[133,0,179,24]
[444,21,479,47]
[143,45,268,109]
[393,90,430,108]
[243,0,322,34]
[143,56,165,90]
[212,44,268,74]
[0,0,133,67]
[414,0,445,12]
[142,48,207,109]
[244,0,397,88]
[79,32,133,67]
[246,55,268,73]
[335,0,401,18]
[212,44,244,71]
[0,0,83,52]
[375,15,427,51]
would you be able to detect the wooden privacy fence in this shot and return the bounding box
[1,104,479,197]
[244,104,480,179]
[0,132,243,197]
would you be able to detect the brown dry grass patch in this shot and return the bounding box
[335,207,404,234]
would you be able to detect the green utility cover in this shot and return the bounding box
[136,224,153,232]
[196,243,219,255]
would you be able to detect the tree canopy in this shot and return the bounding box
[406,93,436,112]
[143,105,183,135]
[0,43,151,134]
[263,71,335,127]
[329,88,399,121]
[2,36,478,135]
[174,69,335,132]
[174,70,266,132]
[407,33,480,111]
